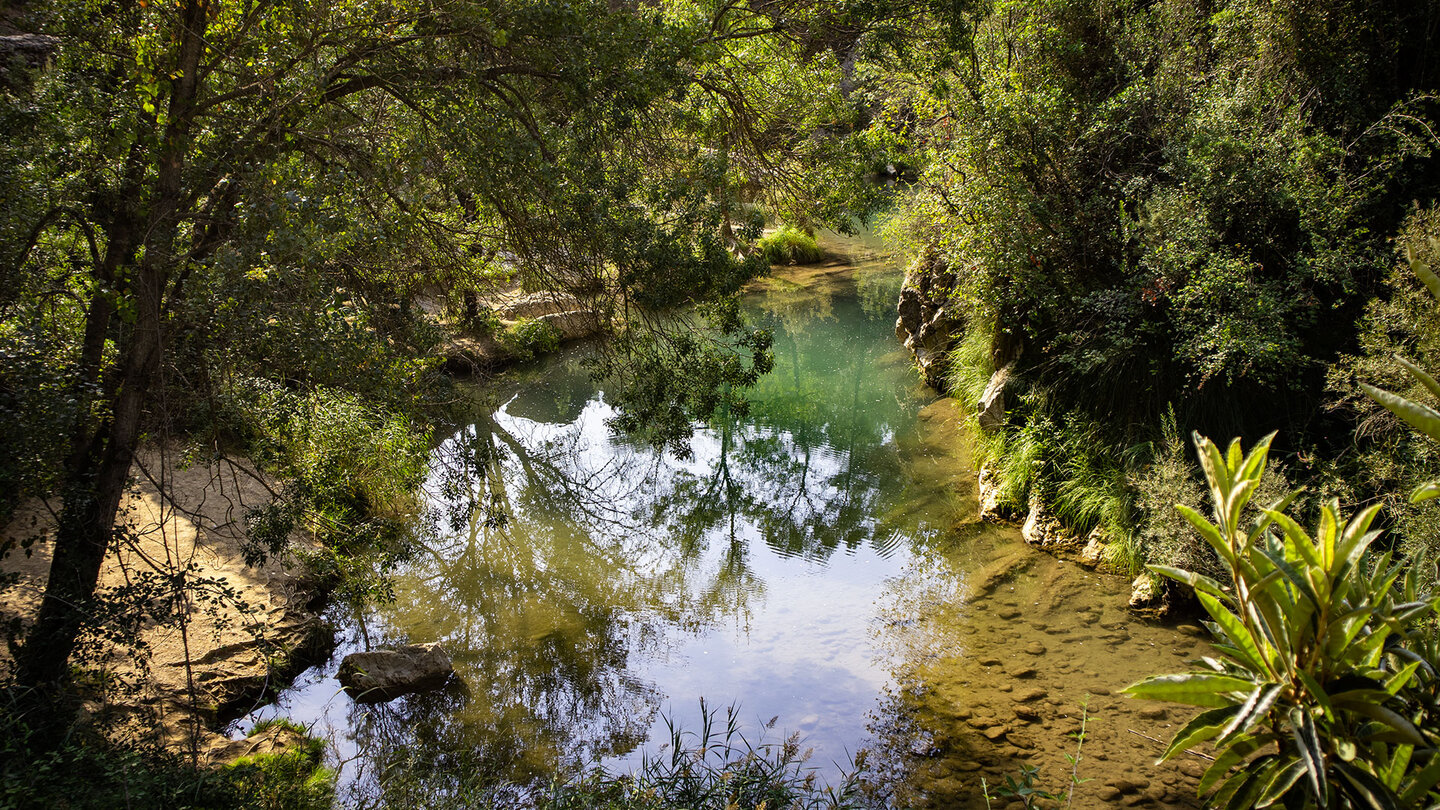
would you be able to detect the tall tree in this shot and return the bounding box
[1,0,886,690]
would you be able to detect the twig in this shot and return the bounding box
[1128,729,1215,761]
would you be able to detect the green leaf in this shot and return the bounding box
[1290,706,1327,806]
[1200,736,1270,794]
[1219,684,1282,746]
[1398,757,1440,806]
[1335,761,1400,810]
[1396,355,1440,402]
[1123,673,1255,707]
[1361,383,1440,444]
[1161,705,1242,760]
[1413,256,1440,303]
[1256,759,1308,808]
[1410,479,1440,503]
[1148,564,1231,602]
[1196,592,1270,674]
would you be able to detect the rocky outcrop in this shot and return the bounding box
[1019,493,1081,551]
[895,253,959,390]
[976,362,1016,431]
[338,642,454,703]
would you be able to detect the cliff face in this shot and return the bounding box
[894,253,959,391]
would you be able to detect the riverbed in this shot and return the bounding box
[234,233,1204,808]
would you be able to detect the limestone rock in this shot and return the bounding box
[976,463,1009,521]
[1128,572,1164,613]
[893,254,959,391]
[536,310,601,342]
[1020,493,1079,550]
[976,362,1015,431]
[1078,528,1111,569]
[339,643,454,703]
[495,291,583,321]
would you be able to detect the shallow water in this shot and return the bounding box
[236,234,1205,807]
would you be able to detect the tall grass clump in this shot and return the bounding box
[759,226,824,266]
[943,322,995,408]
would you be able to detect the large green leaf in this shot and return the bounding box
[1361,383,1440,444]
[1197,591,1271,676]
[1219,684,1282,746]
[1123,673,1256,707]
[1290,706,1327,806]
[1161,705,1243,760]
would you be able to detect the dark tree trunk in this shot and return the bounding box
[15,0,209,692]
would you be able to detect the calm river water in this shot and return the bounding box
[236,234,1206,808]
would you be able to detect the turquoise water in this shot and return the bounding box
[237,235,1204,808]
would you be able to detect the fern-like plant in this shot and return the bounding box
[1123,431,1440,807]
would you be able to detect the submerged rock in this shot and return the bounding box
[338,643,454,703]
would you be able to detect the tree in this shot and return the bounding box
[0,0,890,692]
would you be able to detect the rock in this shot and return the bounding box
[535,310,601,341]
[494,291,583,320]
[204,722,313,767]
[338,643,454,703]
[1098,786,1122,801]
[1078,528,1112,569]
[1023,641,1046,655]
[977,463,1010,521]
[894,254,960,390]
[981,724,1010,741]
[1013,688,1048,702]
[1008,665,1037,679]
[1128,572,1165,614]
[1176,623,1207,637]
[1138,706,1167,720]
[976,362,1015,431]
[1020,493,1079,549]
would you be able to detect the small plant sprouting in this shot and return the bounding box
[982,699,1091,809]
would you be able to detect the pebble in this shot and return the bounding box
[1176,623,1206,637]
[1008,665,1037,678]
[1013,687,1048,702]
[1138,706,1167,720]
[982,725,1010,741]
[1013,705,1041,721]
[978,657,1003,667]
[1023,642,1046,655]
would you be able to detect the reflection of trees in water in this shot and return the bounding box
[346,274,932,801]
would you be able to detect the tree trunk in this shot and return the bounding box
[15,0,208,692]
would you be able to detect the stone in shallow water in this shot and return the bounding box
[1023,641,1046,655]
[338,642,454,703]
[1013,687,1048,703]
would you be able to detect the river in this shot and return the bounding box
[234,233,1205,808]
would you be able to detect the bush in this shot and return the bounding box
[498,317,563,361]
[758,226,824,266]
[1125,433,1440,807]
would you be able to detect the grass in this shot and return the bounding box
[542,701,868,810]
[759,226,824,266]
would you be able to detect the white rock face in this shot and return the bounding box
[977,362,1015,431]
[338,642,454,703]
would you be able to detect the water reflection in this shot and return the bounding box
[304,239,965,804]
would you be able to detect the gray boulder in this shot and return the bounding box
[338,643,454,703]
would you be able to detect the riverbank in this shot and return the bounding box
[0,448,330,764]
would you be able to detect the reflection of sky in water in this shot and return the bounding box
[233,238,973,803]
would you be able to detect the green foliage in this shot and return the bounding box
[1125,434,1440,808]
[885,0,1440,499]
[1331,214,1440,587]
[231,382,428,606]
[498,317,563,362]
[223,729,335,810]
[759,226,825,266]
[0,692,331,810]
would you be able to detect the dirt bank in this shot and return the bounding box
[0,447,329,763]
